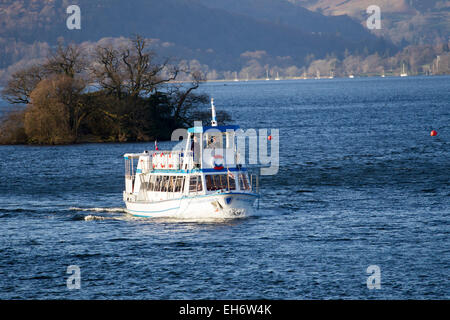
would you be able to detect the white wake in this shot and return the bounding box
[69,207,127,213]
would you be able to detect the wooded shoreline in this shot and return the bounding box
[0,36,230,146]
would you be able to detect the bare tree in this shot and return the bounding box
[170,70,206,126]
[121,35,180,98]
[92,45,125,98]
[2,41,87,105]
[44,41,87,78]
[1,65,47,104]
[93,35,179,99]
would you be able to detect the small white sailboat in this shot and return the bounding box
[123,99,259,218]
[265,69,270,81]
[400,63,408,77]
[329,71,334,79]
[234,72,239,82]
[315,70,320,80]
[275,72,280,81]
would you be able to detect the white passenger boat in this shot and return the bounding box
[123,100,259,218]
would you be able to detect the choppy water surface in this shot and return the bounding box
[0,76,449,299]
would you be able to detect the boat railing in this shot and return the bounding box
[250,173,259,194]
[150,150,193,171]
[180,150,195,170]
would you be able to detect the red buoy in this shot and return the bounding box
[430,130,437,136]
[268,135,272,141]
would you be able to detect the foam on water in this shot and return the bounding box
[84,214,108,221]
[68,206,253,223]
[69,207,127,213]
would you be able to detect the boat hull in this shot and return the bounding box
[125,192,258,218]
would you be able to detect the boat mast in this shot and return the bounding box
[211,98,218,127]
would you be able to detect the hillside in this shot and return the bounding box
[194,0,379,43]
[0,0,395,81]
[291,0,450,44]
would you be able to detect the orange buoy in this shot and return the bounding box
[268,135,272,141]
[430,130,437,136]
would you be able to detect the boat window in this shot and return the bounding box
[160,176,166,192]
[163,176,168,192]
[155,176,162,192]
[153,175,161,191]
[206,174,236,191]
[239,173,250,191]
[145,175,184,193]
[161,176,170,192]
[154,176,161,192]
[189,176,203,193]
[174,176,185,193]
[147,175,156,191]
[168,176,176,193]
[164,176,171,192]
[204,133,223,149]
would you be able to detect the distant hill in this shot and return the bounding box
[194,0,381,43]
[0,0,395,74]
[291,0,450,45]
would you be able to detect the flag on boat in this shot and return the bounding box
[227,169,234,180]
[155,140,159,151]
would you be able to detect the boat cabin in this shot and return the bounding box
[123,124,257,203]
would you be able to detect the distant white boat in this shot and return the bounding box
[329,71,334,79]
[275,72,280,81]
[348,74,354,79]
[265,69,270,81]
[234,72,239,82]
[315,70,320,80]
[400,63,408,77]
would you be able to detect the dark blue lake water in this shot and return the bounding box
[0,76,449,299]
